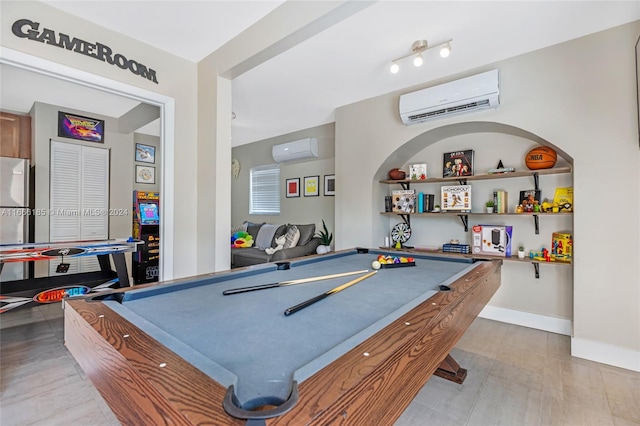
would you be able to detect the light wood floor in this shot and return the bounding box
[1,303,639,425]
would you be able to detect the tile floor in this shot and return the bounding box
[1,303,639,425]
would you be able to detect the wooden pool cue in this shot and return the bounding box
[284,271,378,316]
[222,270,370,295]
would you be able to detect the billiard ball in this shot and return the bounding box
[371,260,381,270]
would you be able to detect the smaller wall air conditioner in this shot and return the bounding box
[272,138,319,163]
[399,69,500,125]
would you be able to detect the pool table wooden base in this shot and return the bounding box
[65,259,501,425]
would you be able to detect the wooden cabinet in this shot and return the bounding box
[0,112,31,159]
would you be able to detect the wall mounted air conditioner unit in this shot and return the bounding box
[399,69,500,125]
[272,138,319,163]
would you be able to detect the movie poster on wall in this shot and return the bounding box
[58,111,104,143]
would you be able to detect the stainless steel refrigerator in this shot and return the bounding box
[0,157,30,281]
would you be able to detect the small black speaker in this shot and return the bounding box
[491,229,501,245]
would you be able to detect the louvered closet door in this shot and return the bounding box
[49,141,109,275]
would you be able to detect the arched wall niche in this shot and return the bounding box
[374,121,573,180]
[370,120,575,266]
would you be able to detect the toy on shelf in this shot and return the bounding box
[529,248,555,262]
[551,232,572,260]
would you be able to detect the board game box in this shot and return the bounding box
[443,150,474,177]
[551,232,572,260]
[392,189,416,213]
[441,185,471,212]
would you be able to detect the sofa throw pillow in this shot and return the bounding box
[255,224,280,250]
[282,225,300,249]
[294,224,316,246]
[271,225,288,248]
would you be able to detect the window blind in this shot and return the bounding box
[250,164,280,215]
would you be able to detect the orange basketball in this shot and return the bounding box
[525,146,557,170]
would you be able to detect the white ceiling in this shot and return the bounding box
[2,1,639,145]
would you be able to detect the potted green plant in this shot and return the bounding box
[432,204,441,213]
[517,244,526,259]
[486,200,495,213]
[315,219,333,254]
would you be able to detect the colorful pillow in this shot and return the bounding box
[282,225,300,249]
[231,231,254,248]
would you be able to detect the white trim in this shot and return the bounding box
[571,337,640,372]
[0,47,175,280]
[479,305,573,336]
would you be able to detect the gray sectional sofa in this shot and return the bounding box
[230,222,321,268]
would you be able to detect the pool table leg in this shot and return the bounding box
[433,354,467,384]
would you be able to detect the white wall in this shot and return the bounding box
[1,1,198,279]
[231,123,335,238]
[335,22,640,371]
[133,133,160,193]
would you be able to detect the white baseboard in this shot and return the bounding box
[478,305,573,336]
[571,337,640,372]
[478,306,640,372]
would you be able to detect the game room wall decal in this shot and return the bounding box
[12,18,159,84]
[58,111,104,143]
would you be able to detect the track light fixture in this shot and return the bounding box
[389,39,452,73]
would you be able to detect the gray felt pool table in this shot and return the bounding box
[64,248,501,425]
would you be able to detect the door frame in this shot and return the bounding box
[0,47,175,280]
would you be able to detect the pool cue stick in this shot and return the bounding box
[284,271,378,316]
[222,270,370,295]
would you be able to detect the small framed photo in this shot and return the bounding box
[58,111,104,143]
[136,165,155,184]
[409,164,427,180]
[304,175,319,197]
[135,143,156,164]
[286,178,300,198]
[324,174,335,196]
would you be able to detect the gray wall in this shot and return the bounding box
[334,22,640,367]
[231,123,335,241]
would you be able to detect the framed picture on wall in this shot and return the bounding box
[135,143,156,164]
[57,111,104,143]
[286,178,300,198]
[136,165,155,184]
[324,174,335,196]
[304,175,319,197]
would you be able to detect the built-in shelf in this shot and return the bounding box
[379,246,571,278]
[381,167,573,233]
[380,166,573,277]
[379,166,572,186]
[380,211,572,233]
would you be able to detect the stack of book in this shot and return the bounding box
[416,192,436,213]
[492,190,509,213]
[442,243,471,254]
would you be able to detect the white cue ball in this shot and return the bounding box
[371,260,381,270]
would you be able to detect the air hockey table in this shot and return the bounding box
[0,238,142,313]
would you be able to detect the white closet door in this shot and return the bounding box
[49,141,109,275]
[80,147,109,240]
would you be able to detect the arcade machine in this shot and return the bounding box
[132,191,160,283]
